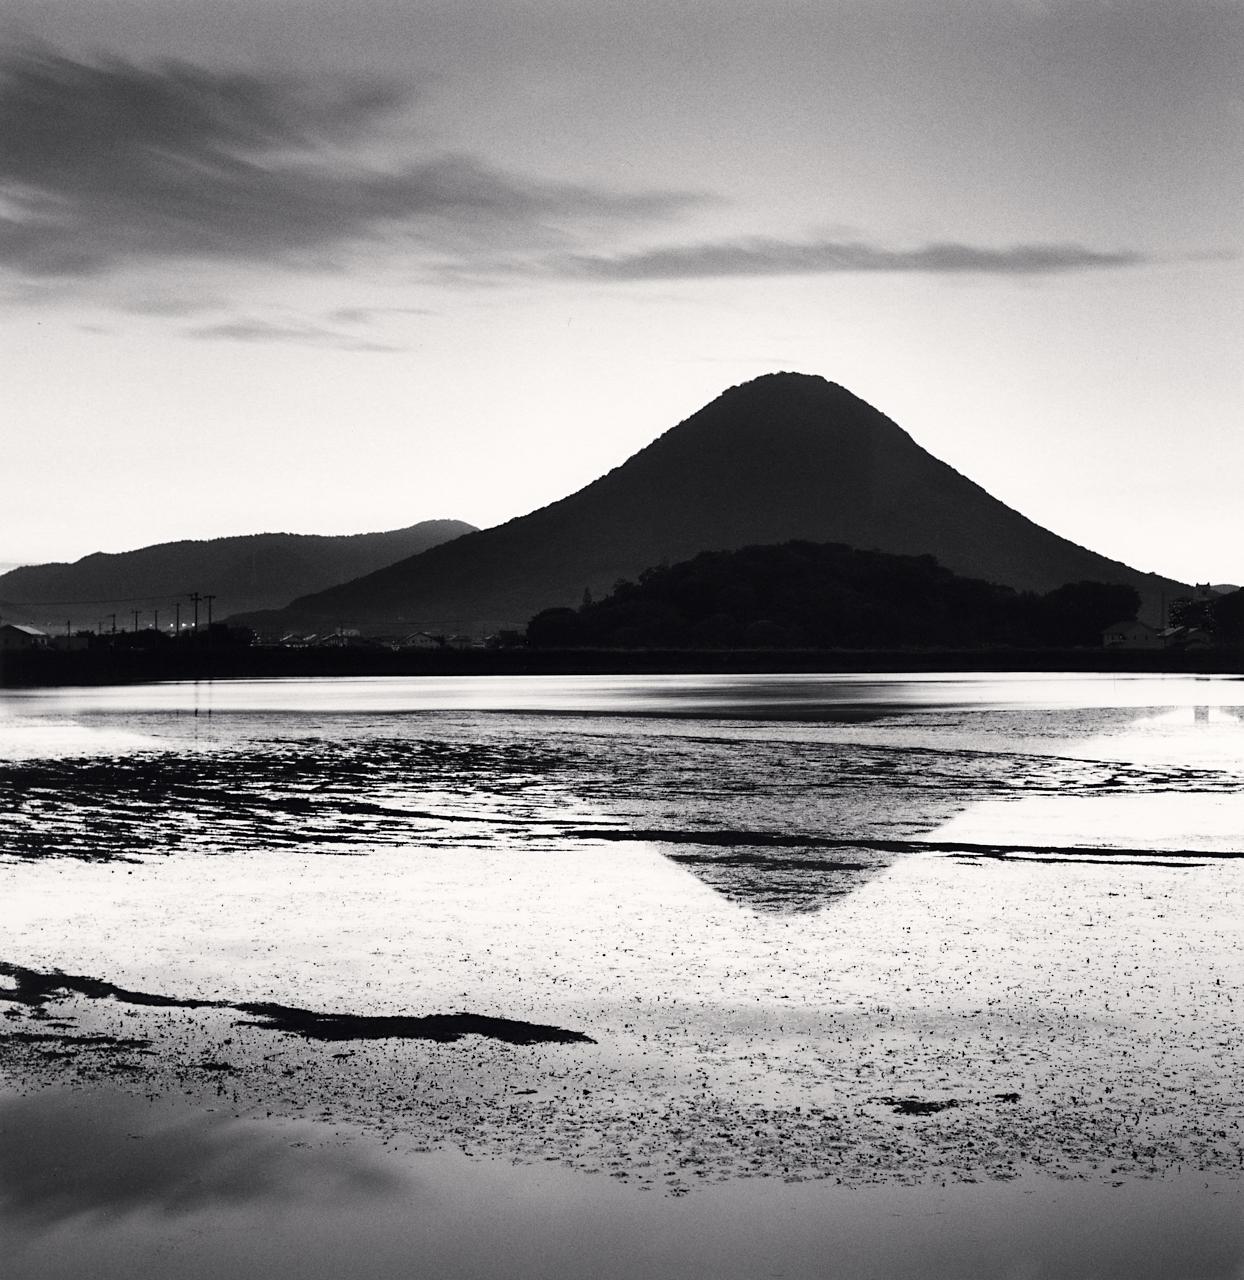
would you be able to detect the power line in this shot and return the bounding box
[0,592,209,607]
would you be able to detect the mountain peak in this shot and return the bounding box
[241,379,1187,633]
[721,371,851,403]
[651,371,901,463]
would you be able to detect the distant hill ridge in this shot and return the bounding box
[0,520,475,629]
[528,540,1145,650]
[239,373,1187,633]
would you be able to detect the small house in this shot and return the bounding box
[0,622,50,651]
[1101,619,1162,649]
[1160,625,1214,651]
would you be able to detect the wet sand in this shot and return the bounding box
[1,677,1242,1275]
[3,826,1242,1192]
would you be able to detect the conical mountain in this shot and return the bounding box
[243,374,1185,633]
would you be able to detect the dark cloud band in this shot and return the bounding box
[0,48,1166,296]
[0,49,699,279]
[560,237,1151,280]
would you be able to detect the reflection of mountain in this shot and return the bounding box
[0,732,932,910]
[6,710,1224,914]
[242,373,1186,632]
[0,520,475,628]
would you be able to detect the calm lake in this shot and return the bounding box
[2,672,1242,1278]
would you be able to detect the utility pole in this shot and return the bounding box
[132,609,141,633]
[202,594,217,650]
[153,609,159,634]
[65,619,71,642]
[174,602,181,636]
[109,613,116,640]
[189,592,202,635]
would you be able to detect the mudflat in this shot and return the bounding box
[2,673,1242,1276]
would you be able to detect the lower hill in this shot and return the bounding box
[238,373,1187,635]
[0,520,475,631]
[527,541,1142,650]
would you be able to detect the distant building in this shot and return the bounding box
[0,622,50,651]
[1160,625,1214,651]
[1102,618,1162,649]
[399,632,444,650]
[315,629,365,648]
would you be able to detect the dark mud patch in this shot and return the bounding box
[236,1004,595,1045]
[942,843,1221,865]
[1,1031,151,1051]
[0,961,593,1047]
[0,961,224,1010]
[875,1093,1028,1115]
[0,738,574,864]
[879,1097,961,1116]
[958,853,1205,867]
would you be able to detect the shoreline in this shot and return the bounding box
[3,643,1243,688]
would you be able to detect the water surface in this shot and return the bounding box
[2,672,1242,1276]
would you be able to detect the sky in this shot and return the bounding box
[2,0,1241,584]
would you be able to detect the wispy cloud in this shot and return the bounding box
[0,48,701,282]
[327,305,436,325]
[559,236,1153,280]
[186,317,404,352]
[119,293,227,317]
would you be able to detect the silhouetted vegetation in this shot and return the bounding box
[1172,587,1244,644]
[526,541,1142,650]
[1211,589,1244,644]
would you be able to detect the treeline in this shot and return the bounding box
[527,541,1143,650]
[1172,588,1244,644]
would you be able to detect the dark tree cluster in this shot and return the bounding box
[1169,588,1244,643]
[1214,589,1244,643]
[526,542,1142,650]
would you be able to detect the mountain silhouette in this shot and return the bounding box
[242,374,1186,633]
[529,542,1145,650]
[0,520,474,630]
